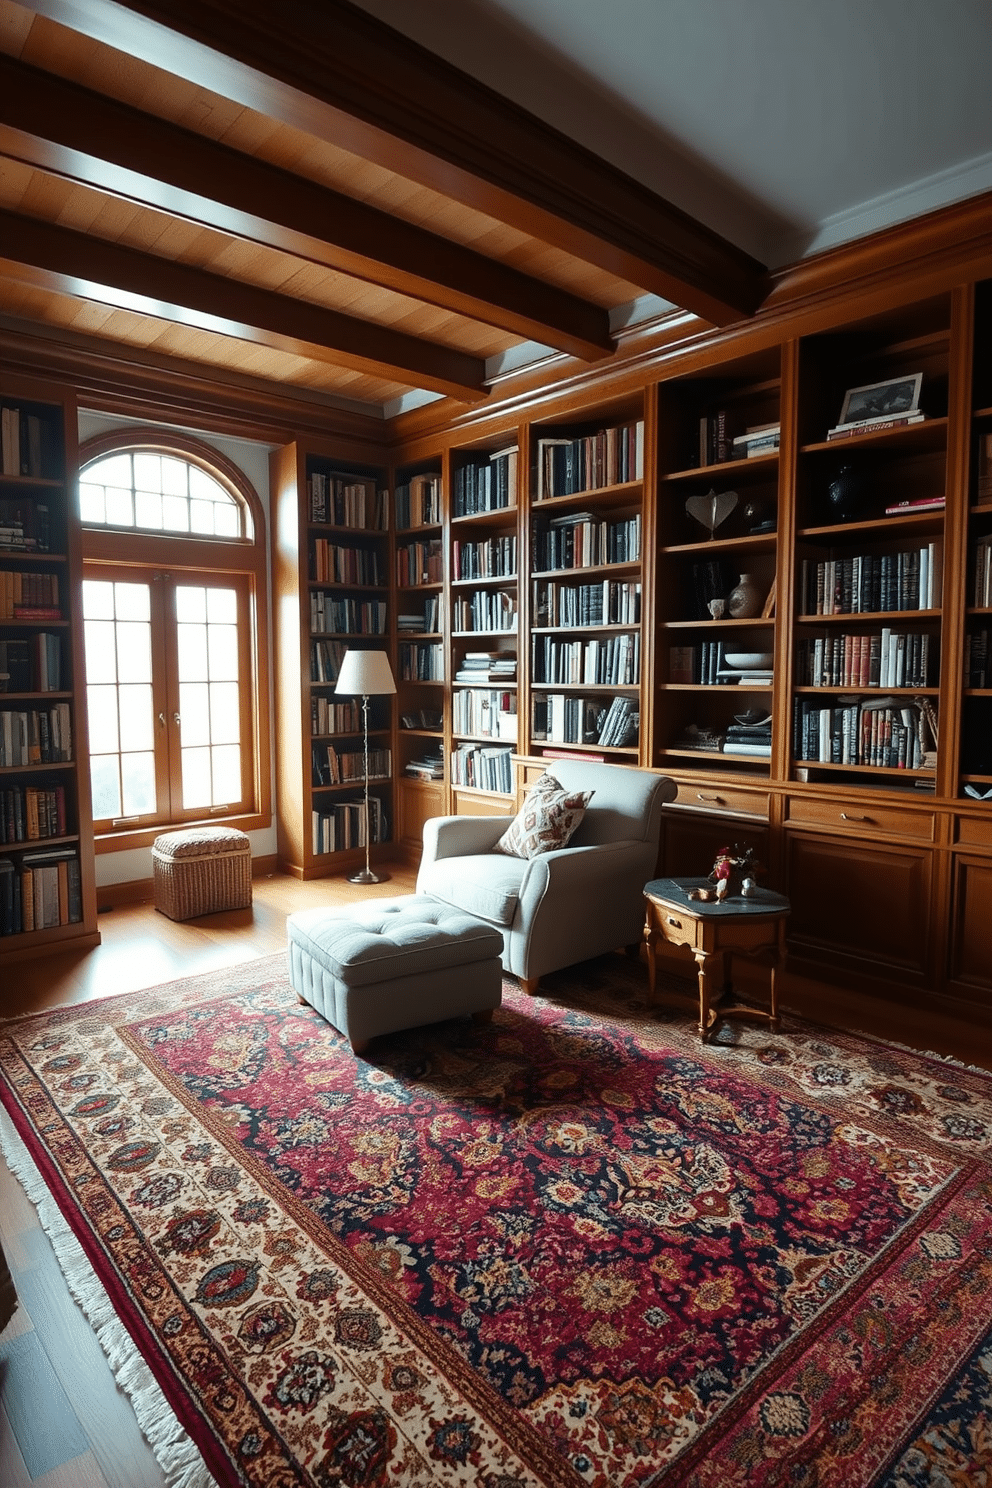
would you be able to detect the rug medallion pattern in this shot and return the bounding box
[1,953,991,1486]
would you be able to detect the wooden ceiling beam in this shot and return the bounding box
[0,55,614,362]
[22,0,769,325]
[0,211,489,401]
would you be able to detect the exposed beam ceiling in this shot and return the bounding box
[0,53,616,362]
[22,0,769,326]
[0,210,490,400]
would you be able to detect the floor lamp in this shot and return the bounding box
[335,648,396,884]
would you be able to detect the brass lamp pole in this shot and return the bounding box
[334,648,396,884]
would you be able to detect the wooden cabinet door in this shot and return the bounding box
[948,853,992,1001]
[785,832,932,981]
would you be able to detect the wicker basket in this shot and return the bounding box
[151,826,252,920]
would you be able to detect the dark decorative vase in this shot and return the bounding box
[824,463,870,524]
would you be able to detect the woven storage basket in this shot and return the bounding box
[151,826,252,920]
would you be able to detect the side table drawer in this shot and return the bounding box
[671,783,769,819]
[786,796,936,842]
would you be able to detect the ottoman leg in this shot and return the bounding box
[472,1007,494,1025]
[350,1037,372,1056]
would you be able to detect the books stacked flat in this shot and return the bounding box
[454,651,517,684]
[723,713,772,757]
[405,748,444,782]
[827,412,925,441]
[731,423,781,458]
[884,495,945,516]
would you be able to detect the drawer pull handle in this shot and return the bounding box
[666,915,683,929]
[697,792,725,804]
[840,812,873,823]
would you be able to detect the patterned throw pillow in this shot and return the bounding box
[493,773,594,860]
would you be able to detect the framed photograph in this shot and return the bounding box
[838,373,922,427]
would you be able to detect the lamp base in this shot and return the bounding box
[347,867,390,885]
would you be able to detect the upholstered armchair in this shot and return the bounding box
[416,760,677,993]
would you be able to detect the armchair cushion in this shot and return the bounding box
[421,851,528,927]
[494,772,594,859]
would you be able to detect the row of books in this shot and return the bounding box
[0,569,60,619]
[1,406,50,480]
[453,534,516,580]
[536,421,643,499]
[397,597,440,633]
[452,689,516,740]
[533,693,638,748]
[0,704,73,766]
[669,643,770,686]
[793,697,930,769]
[309,471,387,530]
[397,538,442,586]
[0,784,68,843]
[533,511,641,572]
[310,696,362,737]
[532,632,640,687]
[309,595,387,636]
[399,642,443,682]
[309,540,385,587]
[311,795,388,856]
[796,631,936,689]
[453,448,517,516]
[395,474,441,531]
[311,745,391,788]
[972,534,992,607]
[977,431,992,503]
[964,628,992,688]
[0,635,63,693]
[452,589,517,634]
[799,543,942,615]
[534,578,640,628]
[450,743,513,793]
[0,848,82,936]
[310,639,346,684]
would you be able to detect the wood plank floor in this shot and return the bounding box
[0,866,417,1488]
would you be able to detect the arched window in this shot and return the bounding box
[78,431,270,846]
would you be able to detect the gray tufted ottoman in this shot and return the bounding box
[286,894,504,1055]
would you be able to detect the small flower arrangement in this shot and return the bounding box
[709,843,762,900]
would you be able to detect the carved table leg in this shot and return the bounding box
[694,949,712,1040]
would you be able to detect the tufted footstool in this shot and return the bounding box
[151,825,252,920]
[286,894,503,1055]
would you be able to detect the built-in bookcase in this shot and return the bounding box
[654,348,781,778]
[527,400,645,765]
[0,376,98,962]
[791,298,950,793]
[446,440,520,805]
[271,441,392,879]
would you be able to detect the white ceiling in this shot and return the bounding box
[352,0,992,270]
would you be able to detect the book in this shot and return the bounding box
[884,496,946,515]
[826,413,925,440]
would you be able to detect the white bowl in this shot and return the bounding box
[724,651,773,669]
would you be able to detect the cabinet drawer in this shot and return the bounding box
[672,783,769,820]
[955,815,992,849]
[786,796,935,842]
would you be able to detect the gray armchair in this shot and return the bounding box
[416,760,677,993]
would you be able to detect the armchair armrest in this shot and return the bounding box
[420,814,514,865]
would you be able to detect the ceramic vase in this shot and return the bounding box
[726,572,763,619]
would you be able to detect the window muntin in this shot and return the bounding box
[79,450,252,540]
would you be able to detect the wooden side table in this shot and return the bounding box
[643,876,791,1041]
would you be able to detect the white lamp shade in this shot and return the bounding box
[335,648,396,696]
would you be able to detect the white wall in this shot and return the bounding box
[77,411,280,887]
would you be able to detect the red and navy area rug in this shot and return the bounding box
[1,950,991,1487]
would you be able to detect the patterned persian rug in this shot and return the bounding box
[2,951,991,1488]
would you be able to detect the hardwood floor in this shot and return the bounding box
[0,866,417,1488]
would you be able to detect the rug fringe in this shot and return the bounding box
[0,1107,219,1488]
